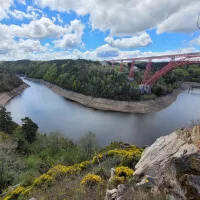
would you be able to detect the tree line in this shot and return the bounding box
[0,72,23,93]
[0,59,199,100]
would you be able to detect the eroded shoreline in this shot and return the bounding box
[0,83,29,107]
[26,78,200,113]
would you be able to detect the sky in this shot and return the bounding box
[0,0,200,61]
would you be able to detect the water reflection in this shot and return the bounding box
[6,79,200,147]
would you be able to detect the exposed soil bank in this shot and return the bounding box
[0,83,29,107]
[26,78,200,113]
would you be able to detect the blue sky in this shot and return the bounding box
[0,0,200,60]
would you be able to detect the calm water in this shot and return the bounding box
[6,78,200,147]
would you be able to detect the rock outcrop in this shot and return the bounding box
[0,83,29,106]
[106,125,200,200]
[133,125,200,200]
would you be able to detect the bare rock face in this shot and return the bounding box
[134,125,200,200]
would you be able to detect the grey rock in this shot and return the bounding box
[117,184,126,196]
[106,184,126,200]
[134,130,199,177]
[106,188,118,200]
[133,126,200,200]
[136,175,158,188]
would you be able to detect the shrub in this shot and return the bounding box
[21,187,32,196]
[81,174,102,187]
[47,164,83,180]
[0,132,10,142]
[79,161,92,169]
[33,174,53,187]
[19,170,39,186]
[107,146,143,163]
[141,94,156,101]
[115,166,134,178]
[92,154,103,164]
[47,165,69,177]
[4,186,25,200]
[110,176,125,188]
[26,155,42,170]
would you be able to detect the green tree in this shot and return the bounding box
[21,117,38,143]
[0,107,14,134]
[79,132,98,159]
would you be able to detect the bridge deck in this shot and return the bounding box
[106,52,200,62]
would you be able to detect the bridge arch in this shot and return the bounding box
[105,52,200,85]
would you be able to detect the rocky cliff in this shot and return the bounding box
[0,83,29,106]
[107,125,200,200]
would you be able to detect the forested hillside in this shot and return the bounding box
[0,107,143,199]
[0,59,200,100]
[0,72,23,93]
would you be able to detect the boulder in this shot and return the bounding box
[106,188,117,200]
[134,125,200,200]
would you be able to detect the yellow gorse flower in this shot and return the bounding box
[33,174,53,187]
[115,166,134,178]
[4,186,25,200]
[81,174,102,187]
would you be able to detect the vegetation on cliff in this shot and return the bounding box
[1,60,199,101]
[0,107,143,199]
[0,72,23,93]
[1,107,200,199]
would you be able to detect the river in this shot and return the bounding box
[5,78,200,147]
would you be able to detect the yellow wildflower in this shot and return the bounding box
[115,166,134,178]
[81,174,102,187]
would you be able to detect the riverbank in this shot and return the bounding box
[0,83,29,107]
[26,78,200,113]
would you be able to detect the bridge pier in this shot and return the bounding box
[128,60,135,80]
[112,62,115,70]
[139,84,152,94]
[105,52,200,86]
[119,61,123,72]
[142,58,152,84]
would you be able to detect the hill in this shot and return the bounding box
[0,108,199,200]
[0,72,23,93]
[0,59,200,101]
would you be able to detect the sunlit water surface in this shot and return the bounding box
[6,78,200,147]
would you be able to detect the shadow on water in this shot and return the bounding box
[5,78,200,147]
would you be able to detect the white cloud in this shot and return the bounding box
[9,9,40,20]
[17,38,48,52]
[0,42,197,61]
[0,0,13,20]
[35,0,200,36]
[0,17,82,39]
[52,16,56,22]
[0,37,47,55]
[76,45,198,61]
[189,36,200,46]
[8,5,43,21]
[53,19,84,48]
[94,44,119,58]
[105,32,152,48]
[17,0,26,5]
[57,14,63,23]
[53,34,82,48]
[156,3,200,34]
[26,6,43,14]
[51,14,63,24]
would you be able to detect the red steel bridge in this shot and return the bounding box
[105,52,200,85]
